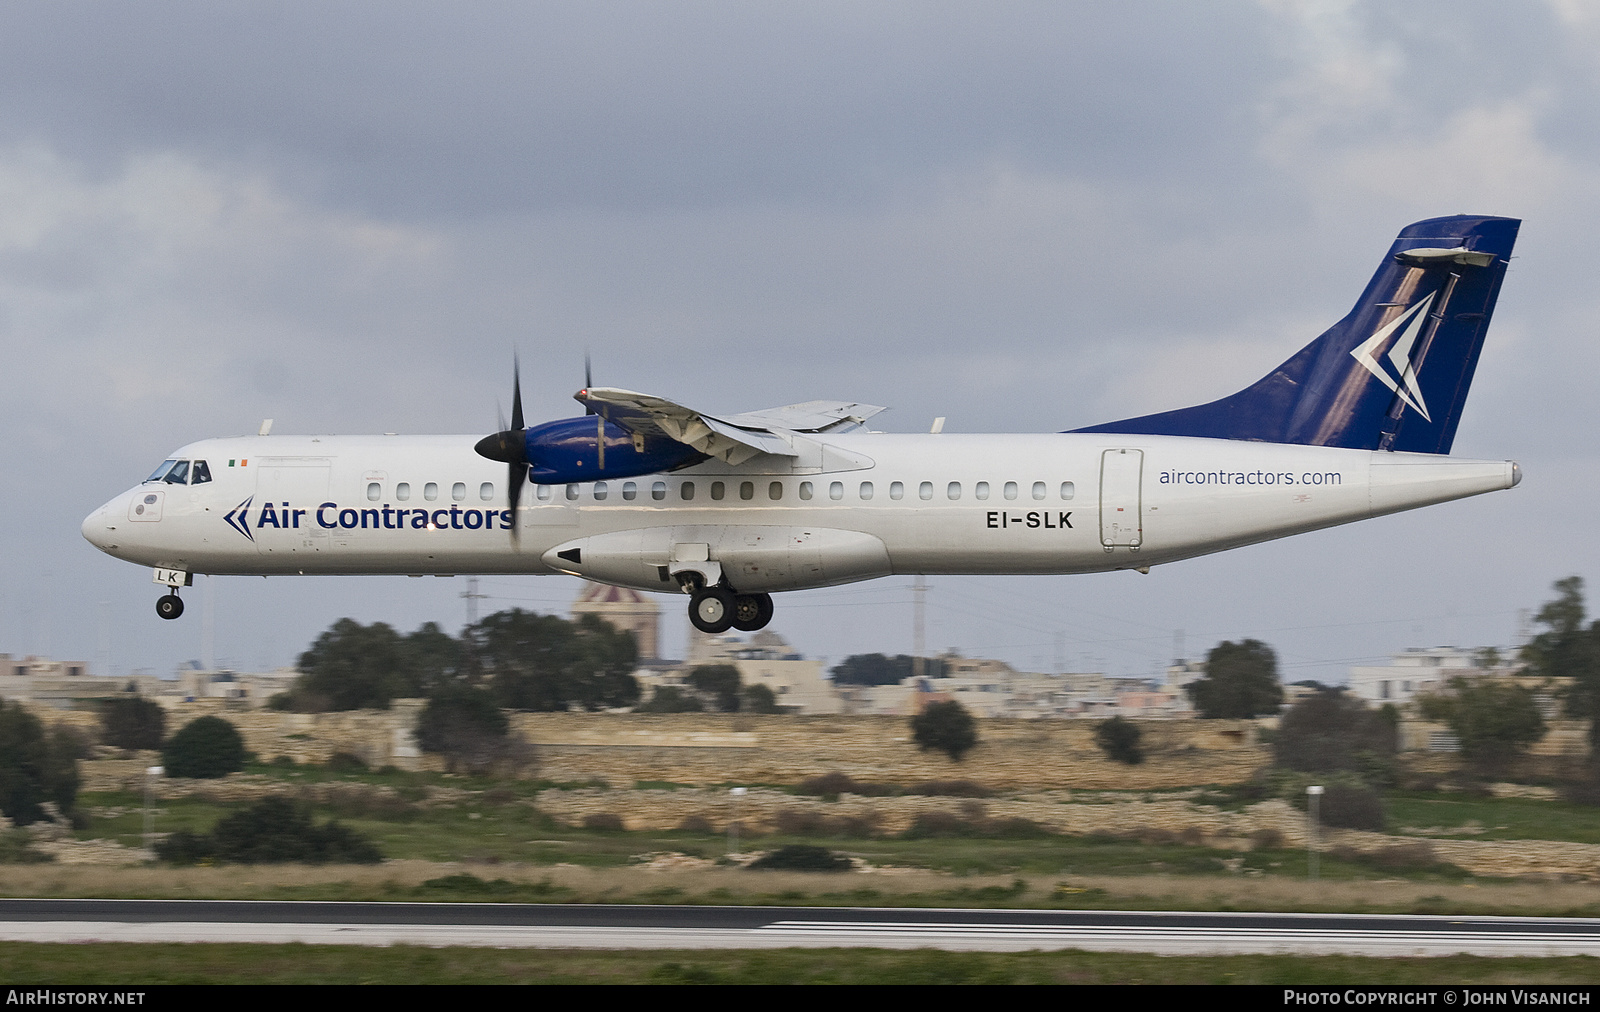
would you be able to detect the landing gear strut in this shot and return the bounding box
[156,593,184,620]
[688,587,773,635]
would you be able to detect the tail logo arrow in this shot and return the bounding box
[1351,293,1435,422]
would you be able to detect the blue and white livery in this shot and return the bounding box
[83,216,1523,633]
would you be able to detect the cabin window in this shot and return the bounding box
[452,482,467,501]
[859,481,873,500]
[145,459,178,483]
[396,482,411,501]
[680,481,695,500]
[769,481,783,500]
[1032,481,1046,500]
[366,482,381,501]
[622,481,637,501]
[1003,481,1018,500]
[651,481,667,501]
[918,481,933,500]
[593,481,608,501]
[164,460,190,485]
[739,481,754,500]
[566,484,580,501]
[829,481,844,500]
[1060,481,1075,500]
[974,481,989,500]
[890,481,904,500]
[424,482,440,501]
[190,460,212,485]
[537,485,553,501]
[710,481,726,500]
[479,482,494,501]
[947,481,961,500]
[799,481,813,500]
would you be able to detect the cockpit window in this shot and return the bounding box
[145,460,178,483]
[190,460,212,485]
[163,460,190,484]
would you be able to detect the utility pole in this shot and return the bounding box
[462,577,487,627]
[912,576,927,680]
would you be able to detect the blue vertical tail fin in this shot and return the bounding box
[1072,215,1520,454]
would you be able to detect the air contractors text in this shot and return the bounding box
[1160,469,1342,486]
[252,502,512,532]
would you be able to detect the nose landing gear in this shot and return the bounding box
[156,593,184,620]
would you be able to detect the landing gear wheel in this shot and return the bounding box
[156,594,184,621]
[731,592,774,632]
[689,587,735,634]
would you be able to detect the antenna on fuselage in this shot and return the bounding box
[258,419,273,436]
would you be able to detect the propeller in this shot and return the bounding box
[473,355,527,545]
[583,351,604,469]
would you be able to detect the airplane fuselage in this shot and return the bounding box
[82,431,1518,592]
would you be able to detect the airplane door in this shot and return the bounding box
[255,457,332,556]
[1099,448,1143,548]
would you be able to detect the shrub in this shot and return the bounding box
[0,702,80,826]
[99,696,166,751]
[910,700,978,761]
[324,752,368,773]
[155,796,381,865]
[1316,782,1386,831]
[416,687,519,774]
[797,772,860,798]
[1275,689,1397,781]
[747,844,853,871]
[582,812,625,832]
[676,814,714,834]
[162,716,246,779]
[1094,716,1144,764]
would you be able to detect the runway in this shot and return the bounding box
[1,900,1598,955]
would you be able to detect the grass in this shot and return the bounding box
[0,943,1596,984]
[1386,791,1600,843]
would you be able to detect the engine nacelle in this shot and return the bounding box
[524,417,705,484]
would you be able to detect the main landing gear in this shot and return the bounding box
[156,592,184,620]
[688,586,774,635]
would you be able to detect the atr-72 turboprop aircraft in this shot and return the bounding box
[84,215,1522,635]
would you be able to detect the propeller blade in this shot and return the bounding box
[583,352,596,415]
[511,354,524,431]
[507,459,524,546]
[597,413,606,470]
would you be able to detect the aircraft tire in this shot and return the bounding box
[731,593,774,632]
[689,588,735,634]
[156,594,185,621]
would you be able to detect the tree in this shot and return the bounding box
[635,686,705,713]
[686,665,742,712]
[294,619,415,710]
[830,654,946,686]
[1274,689,1397,782]
[0,701,80,826]
[741,683,782,714]
[911,700,978,761]
[1521,577,1600,750]
[1093,716,1144,764]
[1186,639,1284,718]
[100,696,166,750]
[415,686,516,774]
[468,610,640,711]
[163,716,246,779]
[1419,677,1545,776]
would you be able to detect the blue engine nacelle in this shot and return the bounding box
[523,416,705,484]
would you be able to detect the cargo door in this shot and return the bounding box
[1099,448,1144,548]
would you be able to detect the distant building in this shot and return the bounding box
[1347,647,1511,709]
[571,582,661,660]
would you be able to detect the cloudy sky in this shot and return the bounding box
[7,1,1600,684]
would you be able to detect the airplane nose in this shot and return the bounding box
[82,501,118,552]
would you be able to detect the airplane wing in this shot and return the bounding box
[577,387,886,466]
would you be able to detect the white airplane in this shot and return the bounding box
[83,215,1522,636]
